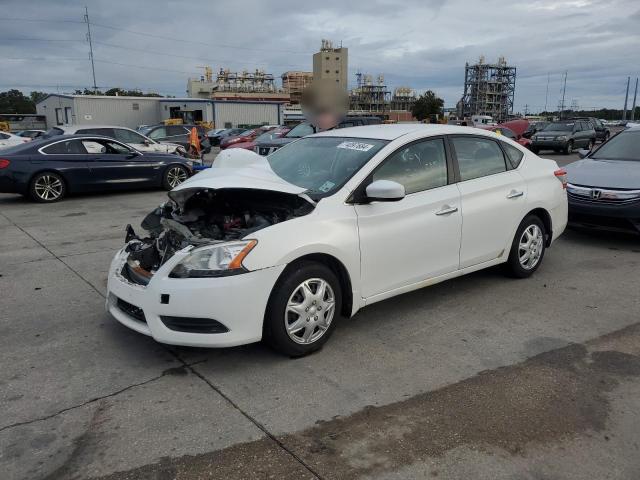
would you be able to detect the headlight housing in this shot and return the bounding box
[556,135,567,141]
[170,240,257,278]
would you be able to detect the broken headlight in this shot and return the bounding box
[169,240,257,278]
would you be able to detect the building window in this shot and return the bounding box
[325,56,329,60]
[336,57,340,61]
[335,70,339,74]
[325,70,329,74]
[336,79,339,82]
[55,108,63,125]
[132,103,139,111]
[64,107,72,123]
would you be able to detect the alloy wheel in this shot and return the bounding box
[34,175,63,201]
[166,167,187,188]
[284,278,336,345]
[518,224,544,270]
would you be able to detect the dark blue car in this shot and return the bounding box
[0,135,193,202]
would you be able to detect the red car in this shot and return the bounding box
[480,120,532,149]
[220,126,277,150]
[227,127,291,151]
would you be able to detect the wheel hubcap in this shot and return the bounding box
[167,167,187,188]
[518,224,544,270]
[285,278,335,345]
[35,175,62,200]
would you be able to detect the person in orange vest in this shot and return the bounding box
[188,127,201,158]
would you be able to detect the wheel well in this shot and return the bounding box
[526,208,553,246]
[286,253,354,318]
[29,170,68,192]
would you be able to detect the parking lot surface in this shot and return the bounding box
[2,149,640,479]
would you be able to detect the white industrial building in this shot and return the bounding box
[36,95,285,130]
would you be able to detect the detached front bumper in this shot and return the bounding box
[106,246,286,347]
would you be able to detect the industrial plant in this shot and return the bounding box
[460,56,517,123]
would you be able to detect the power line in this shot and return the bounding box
[87,21,312,55]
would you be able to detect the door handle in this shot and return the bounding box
[507,190,524,199]
[435,205,458,216]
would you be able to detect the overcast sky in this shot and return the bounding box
[1,0,639,113]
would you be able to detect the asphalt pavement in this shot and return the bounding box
[1,151,640,479]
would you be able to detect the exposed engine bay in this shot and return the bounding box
[123,188,314,277]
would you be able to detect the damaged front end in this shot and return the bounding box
[121,188,314,284]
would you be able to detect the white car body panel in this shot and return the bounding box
[106,125,568,348]
[0,132,28,149]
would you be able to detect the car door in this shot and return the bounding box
[354,137,462,298]
[451,135,527,269]
[82,138,161,187]
[34,139,92,190]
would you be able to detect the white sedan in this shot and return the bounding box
[0,131,29,149]
[107,125,568,356]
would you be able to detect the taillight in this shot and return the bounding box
[554,169,567,189]
[0,159,10,169]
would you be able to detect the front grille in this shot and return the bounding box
[116,297,147,323]
[567,189,640,205]
[160,316,228,334]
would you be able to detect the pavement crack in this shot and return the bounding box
[0,360,204,433]
[0,211,106,298]
[170,351,325,480]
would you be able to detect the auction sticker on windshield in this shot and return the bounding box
[337,141,375,152]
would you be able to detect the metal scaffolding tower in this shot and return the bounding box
[350,72,390,113]
[461,56,516,123]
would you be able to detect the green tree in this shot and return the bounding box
[0,89,36,114]
[29,91,48,105]
[411,90,444,121]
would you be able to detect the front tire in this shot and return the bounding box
[29,171,66,202]
[162,165,189,190]
[504,215,546,278]
[264,262,341,357]
[564,140,574,155]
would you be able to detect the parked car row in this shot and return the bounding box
[0,135,193,202]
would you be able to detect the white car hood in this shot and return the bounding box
[169,148,308,207]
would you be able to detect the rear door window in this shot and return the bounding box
[148,127,167,139]
[451,136,507,181]
[501,142,524,168]
[114,128,147,144]
[42,140,88,154]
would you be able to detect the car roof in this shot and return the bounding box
[53,125,136,132]
[312,124,497,140]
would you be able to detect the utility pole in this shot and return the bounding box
[84,6,97,93]
[622,76,630,121]
[631,77,638,122]
[559,71,567,119]
[544,72,550,113]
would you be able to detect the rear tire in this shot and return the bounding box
[162,165,189,190]
[264,262,341,357]
[504,215,547,278]
[29,171,66,203]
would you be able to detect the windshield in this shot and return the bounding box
[267,137,388,197]
[543,122,574,132]
[138,126,153,136]
[42,127,64,139]
[286,122,315,138]
[590,131,639,161]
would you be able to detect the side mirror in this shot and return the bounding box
[577,149,590,159]
[126,151,140,159]
[365,180,405,202]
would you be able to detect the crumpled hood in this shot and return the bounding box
[168,148,307,207]
[565,158,640,189]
